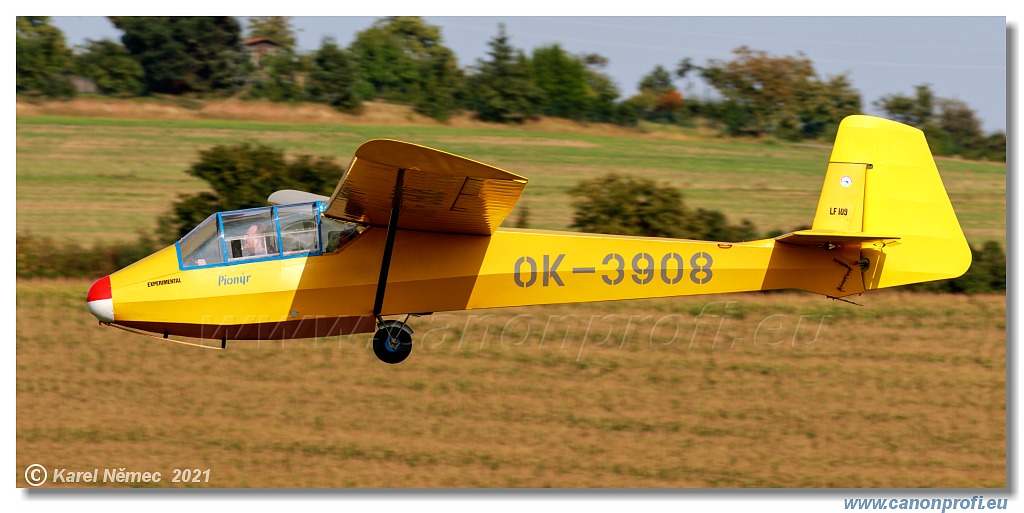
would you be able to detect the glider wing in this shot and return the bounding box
[322,139,528,235]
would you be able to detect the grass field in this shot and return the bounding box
[15,100,1007,488]
[16,106,1006,247]
[17,280,1005,488]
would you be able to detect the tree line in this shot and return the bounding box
[16,16,1005,161]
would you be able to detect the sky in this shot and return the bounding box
[49,16,1007,133]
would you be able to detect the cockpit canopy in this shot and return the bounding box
[177,202,363,269]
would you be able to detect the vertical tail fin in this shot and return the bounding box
[777,115,971,289]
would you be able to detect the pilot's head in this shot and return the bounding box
[244,224,265,255]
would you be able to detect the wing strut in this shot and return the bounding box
[373,168,405,316]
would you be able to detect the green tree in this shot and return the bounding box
[109,16,246,95]
[977,132,1006,162]
[415,45,463,121]
[531,44,590,120]
[639,65,674,95]
[936,98,983,155]
[159,143,344,241]
[349,18,421,101]
[611,95,647,126]
[16,16,75,97]
[796,73,862,139]
[623,65,684,124]
[465,24,544,123]
[348,17,464,120]
[73,39,145,96]
[246,16,297,53]
[874,84,934,127]
[875,84,999,160]
[246,52,305,102]
[581,54,620,122]
[243,17,303,103]
[700,46,860,139]
[675,57,696,80]
[306,38,361,112]
[701,47,810,136]
[583,53,609,69]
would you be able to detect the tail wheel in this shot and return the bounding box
[372,327,412,364]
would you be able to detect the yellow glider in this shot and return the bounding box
[86,115,971,363]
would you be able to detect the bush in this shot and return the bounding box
[17,233,160,279]
[909,240,1005,294]
[158,143,344,241]
[569,173,757,241]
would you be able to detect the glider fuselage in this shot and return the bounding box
[103,225,862,341]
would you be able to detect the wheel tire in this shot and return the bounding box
[372,328,413,364]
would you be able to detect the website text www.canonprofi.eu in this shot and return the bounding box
[204,301,834,359]
[844,497,1008,512]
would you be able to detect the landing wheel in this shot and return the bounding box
[372,326,412,364]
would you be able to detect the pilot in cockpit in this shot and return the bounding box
[243,224,269,257]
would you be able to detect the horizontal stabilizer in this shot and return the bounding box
[776,229,900,247]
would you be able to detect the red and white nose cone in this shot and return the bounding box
[86,275,114,323]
